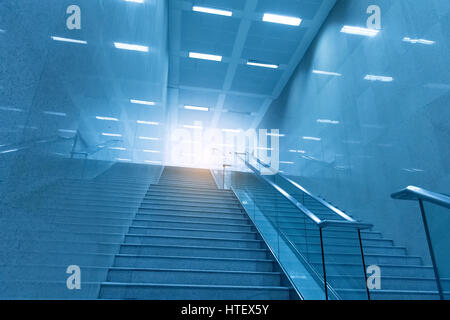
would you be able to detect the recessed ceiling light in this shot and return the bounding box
[102,133,122,137]
[114,42,149,52]
[189,52,222,62]
[51,36,87,44]
[247,61,279,69]
[403,37,435,45]
[130,99,155,106]
[137,120,159,125]
[303,136,321,141]
[0,148,19,154]
[192,6,232,17]
[340,26,379,37]
[317,119,340,124]
[139,136,160,141]
[262,13,302,26]
[143,149,160,153]
[364,74,393,82]
[96,116,119,121]
[109,147,127,151]
[58,129,77,134]
[184,105,209,112]
[312,70,342,76]
[0,107,23,112]
[43,111,67,117]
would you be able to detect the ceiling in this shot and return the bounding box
[167,0,336,133]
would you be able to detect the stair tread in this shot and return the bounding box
[101,282,290,290]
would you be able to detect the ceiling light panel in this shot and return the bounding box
[262,13,302,26]
[192,6,232,17]
[189,52,223,62]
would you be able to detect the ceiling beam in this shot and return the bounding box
[211,0,259,128]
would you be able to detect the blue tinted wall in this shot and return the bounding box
[0,0,169,201]
[259,0,450,261]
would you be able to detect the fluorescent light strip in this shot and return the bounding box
[267,133,285,137]
[189,52,222,62]
[58,129,77,134]
[0,107,23,112]
[193,6,232,17]
[317,119,340,124]
[139,136,160,141]
[184,105,209,112]
[0,148,19,154]
[312,70,342,76]
[126,0,144,3]
[102,133,122,137]
[109,147,126,151]
[340,26,379,37]
[280,161,294,165]
[247,61,279,69]
[143,149,160,153]
[51,36,87,44]
[303,136,321,141]
[137,120,159,125]
[114,42,149,52]
[44,111,67,117]
[403,37,435,45]
[130,99,155,106]
[263,13,302,26]
[364,74,393,82]
[116,158,131,162]
[96,116,119,121]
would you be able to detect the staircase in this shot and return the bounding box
[99,167,297,299]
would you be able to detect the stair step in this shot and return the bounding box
[106,267,283,286]
[113,254,275,272]
[135,212,250,225]
[119,244,269,259]
[99,282,290,300]
[132,218,254,232]
[124,234,263,249]
[128,225,258,240]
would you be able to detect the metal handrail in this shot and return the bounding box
[238,153,371,229]
[391,185,450,209]
[251,153,358,223]
[235,152,372,299]
[0,135,75,154]
[391,185,449,300]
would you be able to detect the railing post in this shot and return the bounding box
[319,227,328,300]
[357,228,370,300]
[419,200,444,300]
[222,164,226,190]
